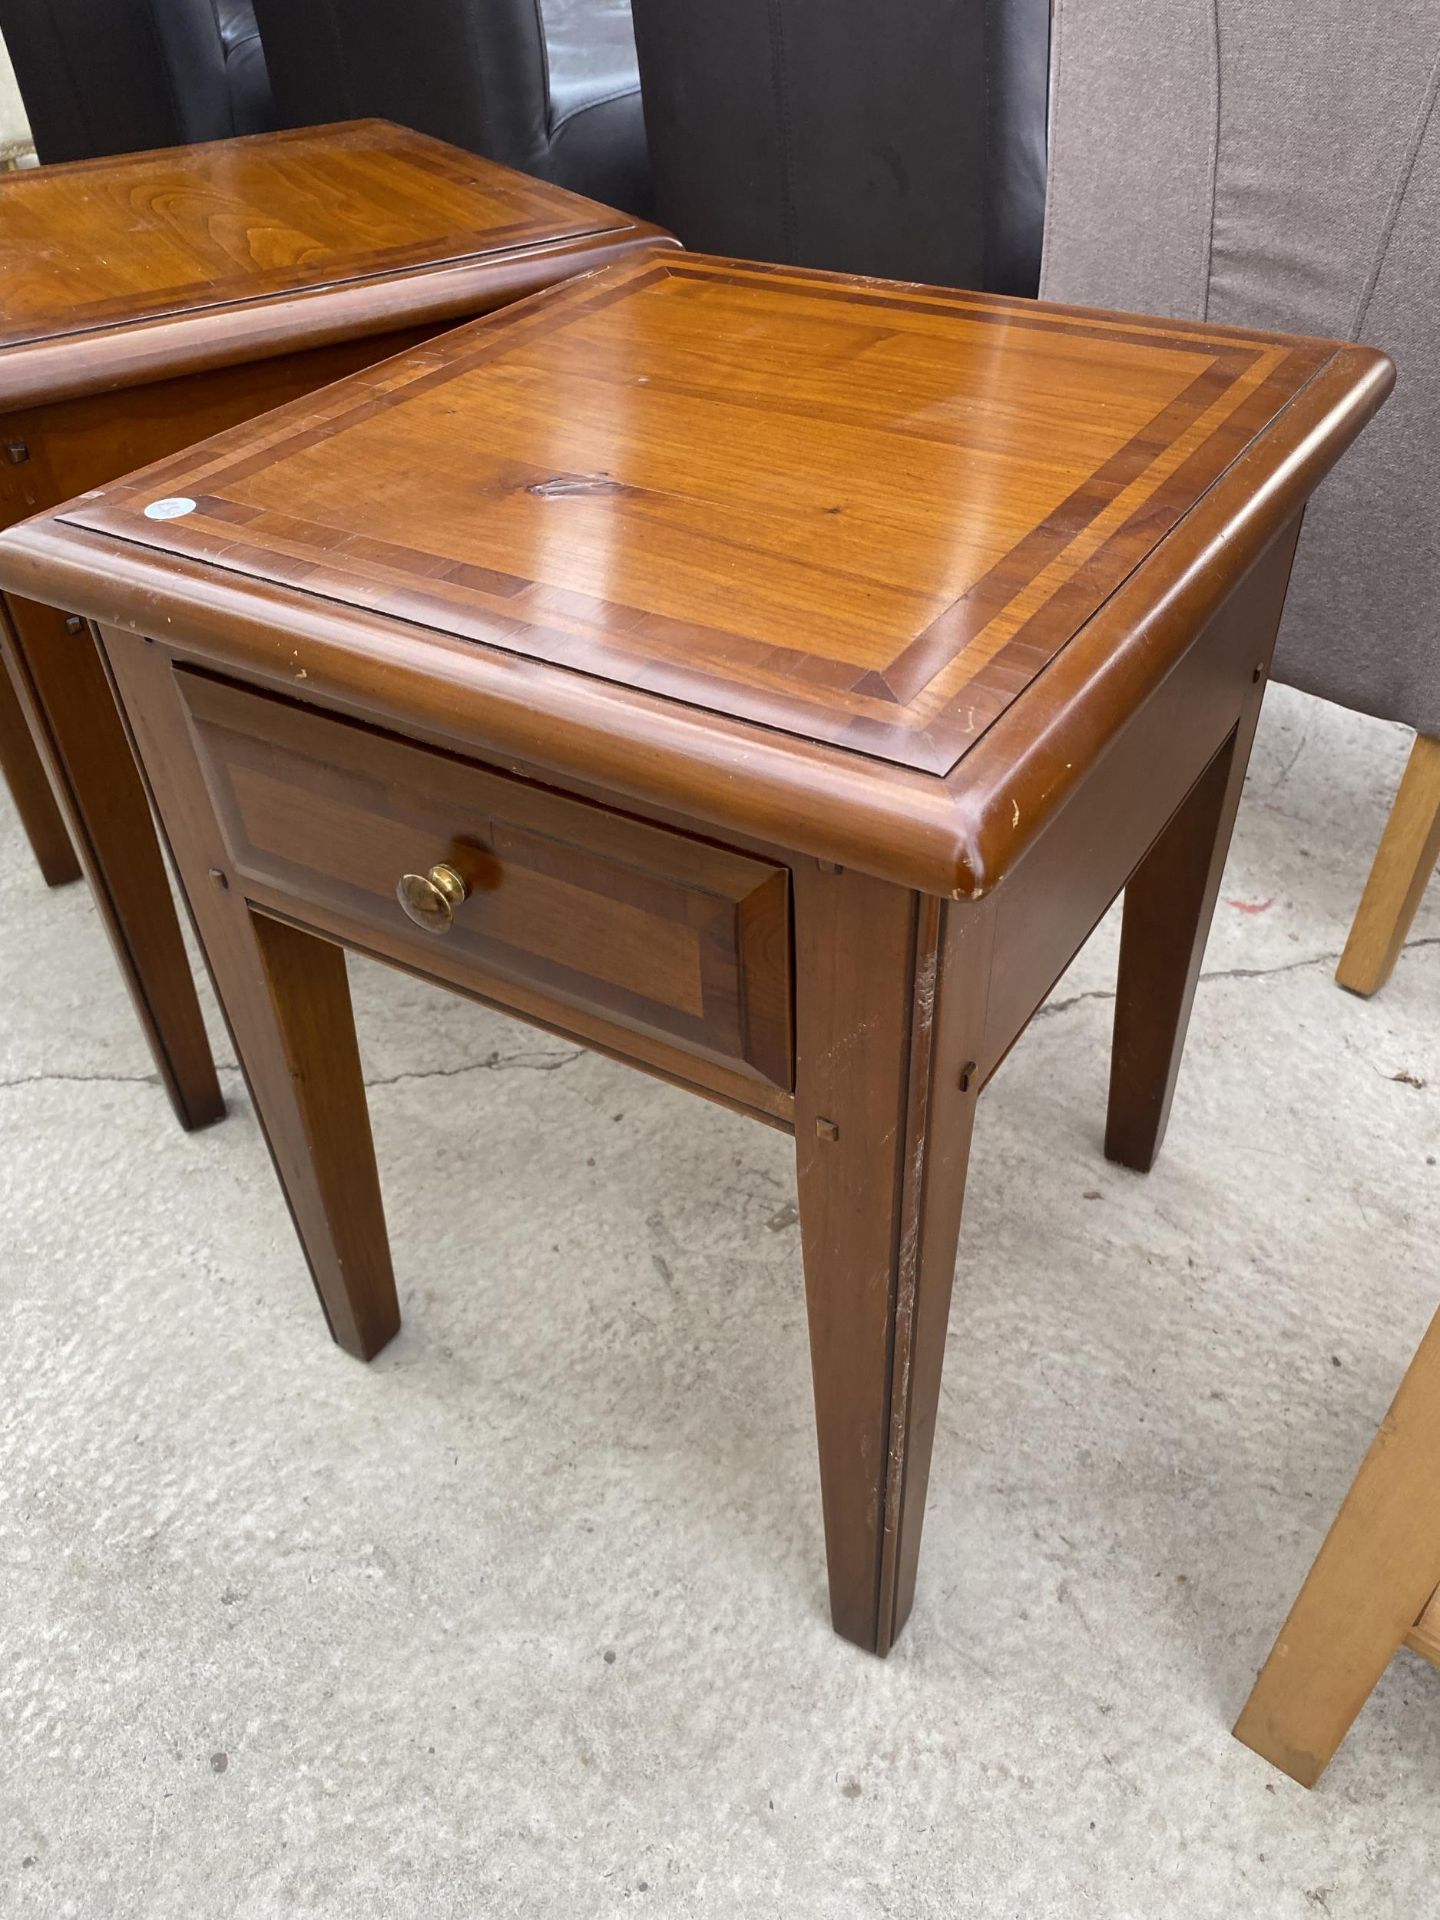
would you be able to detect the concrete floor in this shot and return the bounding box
[1,682,1437,1918]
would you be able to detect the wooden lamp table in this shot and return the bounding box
[0,119,668,1129]
[0,254,1389,1654]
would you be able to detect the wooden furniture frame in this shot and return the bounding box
[0,118,669,1127]
[1235,1308,1440,1785]
[1336,733,1440,997]
[0,253,1390,1653]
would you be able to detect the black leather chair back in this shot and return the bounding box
[629,0,1050,295]
[251,0,552,177]
[0,0,274,165]
[250,0,650,214]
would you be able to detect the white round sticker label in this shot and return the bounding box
[143,496,197,521]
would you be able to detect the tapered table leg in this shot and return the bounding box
[1105,730,1245,1172]
[1105,528,1300,1173]
[794,864,994,1653]
[0,637,80,886]
[4,596,223,1129]
[100,625,399,1360]
[238,907,400,1359]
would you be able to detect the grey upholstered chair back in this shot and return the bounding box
[1041,0,1440,737]
[630,0,1051,295]
[0,0,274,163]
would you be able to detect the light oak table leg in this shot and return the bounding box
[794,865,994,1653]
[1234,1308,1440,1786]
[100,629,400,1361]
[3,596,223,1129]
[1336,732,1440,998]
[0,641,80,886]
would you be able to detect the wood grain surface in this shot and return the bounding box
[0,121,671,409]
[24,254,1390,913]
[180,668,794,1091]
[58,252,1355,780]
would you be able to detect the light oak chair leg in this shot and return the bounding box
[1106,726,1248,1172]
[99,627,400,1361]
[1234,1308,1440,1787]
[3,596,223,1129]
[793,865,994,1654]
[0,642,80,886]
[1335,732,1440,998]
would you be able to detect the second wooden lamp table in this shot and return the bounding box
[0,254,1389,1653]
[0,119,667,1128]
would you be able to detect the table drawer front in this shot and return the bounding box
[178,672,793,1090]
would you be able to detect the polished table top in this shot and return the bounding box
[0,252,1390,893]
[0,121,662,409]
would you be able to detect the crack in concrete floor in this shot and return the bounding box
[5,936,1435,1096]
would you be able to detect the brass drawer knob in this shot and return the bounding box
[396,862,468,934]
